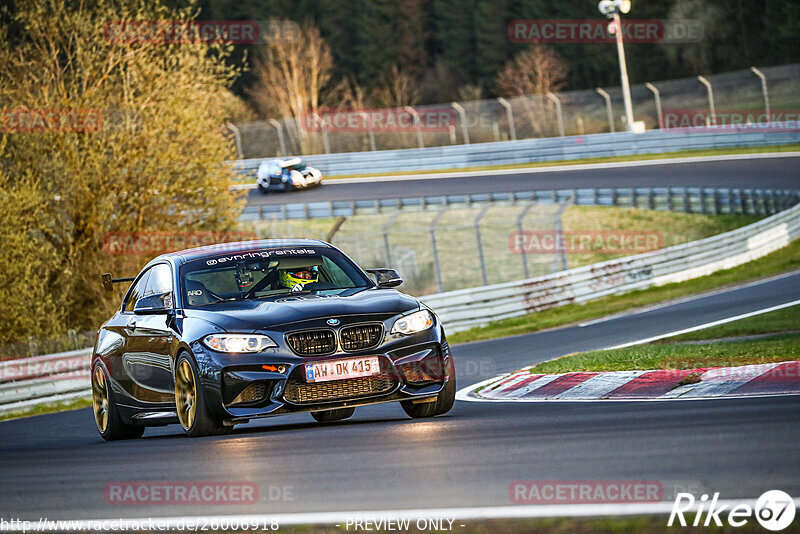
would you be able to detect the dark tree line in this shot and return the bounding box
[191,0,800,104]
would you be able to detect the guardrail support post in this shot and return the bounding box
[497,97,517,140]
[644,82,663,129]
[595,88,615,133]
[405,106,425,148]
[546,92,565,137]
[451,102,469,144]
[474,205,491,285]
[697,76,716,126]
[268,119,287,156]
[751,67,771,123]
[516,203,535,279]
[429,209,448,292]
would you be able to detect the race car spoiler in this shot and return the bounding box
[101,273,135,292]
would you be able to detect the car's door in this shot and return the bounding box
[122,263,177,403]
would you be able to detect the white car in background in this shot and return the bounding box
[255,157,322,193]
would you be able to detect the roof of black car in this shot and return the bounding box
[155,239,331,263]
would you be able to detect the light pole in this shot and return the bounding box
[599,0,635,131]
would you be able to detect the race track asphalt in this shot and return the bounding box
[2,271,799,521]
[245,155,800,206]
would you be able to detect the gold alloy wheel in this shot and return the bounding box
[92,367,109,433]
[175,359,197,430]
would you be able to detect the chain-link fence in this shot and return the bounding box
[233,64,800,159]
[246,187,787,297]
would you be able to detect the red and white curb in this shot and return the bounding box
[456,361,800,402]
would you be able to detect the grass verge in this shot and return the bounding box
[448,238,800,345]
[530,333,799,375]
[0,397,91,422]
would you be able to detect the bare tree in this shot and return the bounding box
[248,21,333,153]
[495,45,567,137]
[372,65,419,108]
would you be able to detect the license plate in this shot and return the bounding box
[305,356,380,383]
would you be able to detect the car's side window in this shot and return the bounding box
[144,264,173,297]
[123,269,152,312]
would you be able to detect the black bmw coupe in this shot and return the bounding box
[91,239,455,440]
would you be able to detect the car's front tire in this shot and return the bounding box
[400,357,456,418]
[311,407,355,423]
[257,183,269,194]
[174,352,232,437]
[92,363,145,441]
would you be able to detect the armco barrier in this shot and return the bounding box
[3,197,799,415]
[420,201,800,333]
[232,125,800,178]
[0,348,92,416]
[241,187,800,221]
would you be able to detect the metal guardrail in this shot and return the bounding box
[0,348,92,416]
[232,125,800,178]
[421,200,800,333]
[242,187,800,221]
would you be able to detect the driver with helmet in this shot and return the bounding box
[279,267,319,292]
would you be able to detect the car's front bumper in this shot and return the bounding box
[192,324,452,422]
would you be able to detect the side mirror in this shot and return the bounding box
[134,292,173,314]
[366,268,403,288]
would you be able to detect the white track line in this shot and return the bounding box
[34,498,798,530]
[604,298,800,350]
[234,151,800,189]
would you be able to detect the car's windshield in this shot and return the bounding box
[179,247,371,307]
[283,162,307,172]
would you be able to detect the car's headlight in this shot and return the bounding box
[391,310,434,335]
[203,334,277,353]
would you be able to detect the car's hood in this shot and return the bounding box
[183,288,419,331]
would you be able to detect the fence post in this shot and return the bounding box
[226,123,243,159]
[429,209,448,292]
[546,92,565,137]
[268,119,287,156]
[644,82,663,129]
[697,76,716,126]
[553,197,572,272]
[474,205,491,285]
[516,203,535,279]
[316,113,331,154]
[595,88,615,133]
[382,211,402,266]
[404,106,425,149]
[497,97,516,140]
[451,102,469,144]
[325,216,347,243]
[358,111,376,151]
[750,67,771,123]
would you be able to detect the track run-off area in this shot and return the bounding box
[1,153,799,526]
